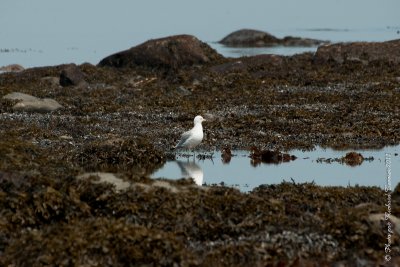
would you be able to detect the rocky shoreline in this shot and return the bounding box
[1,34,400,266]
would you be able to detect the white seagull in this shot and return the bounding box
[175,115,205,151]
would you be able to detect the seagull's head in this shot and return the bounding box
[194,115,205,125]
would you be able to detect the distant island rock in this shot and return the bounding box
[219,29,329,47]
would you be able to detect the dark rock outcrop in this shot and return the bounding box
[314,39,400,64]
[219,29,328,47]
[98,34,223,69]
[59,63,87,87]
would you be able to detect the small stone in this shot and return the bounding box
[177,86,191,96]
[59,135,73,140]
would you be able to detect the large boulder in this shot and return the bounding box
[98,34,223,69]
[3,92,63,113]
[219,29,328,47]
[314,39,400,64]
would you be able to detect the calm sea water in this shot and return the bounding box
[0,0,399,68]
[152,146,400,192]
[1,28,398,68]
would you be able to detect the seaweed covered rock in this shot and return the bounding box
[1,218,196,267]
[77,137,165,173]
[314,39,400,64]
[98,34,223,69]
[0,174,395,266]
[250,147,297,165]
[342,152,364,166]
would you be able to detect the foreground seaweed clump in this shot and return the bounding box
[1,174,399,266]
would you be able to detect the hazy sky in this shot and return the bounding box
[1,0,398,42]
[1,0,398,66]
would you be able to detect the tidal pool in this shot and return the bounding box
[152,146,400,192]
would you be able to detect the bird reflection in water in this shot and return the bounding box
[176,160,204,186]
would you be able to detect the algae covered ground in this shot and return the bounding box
[1,40,400,265]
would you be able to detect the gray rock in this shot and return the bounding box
[98,34,223,69]
[59,63,87,87]
[77,172,130,192]
[3,92,38,102]
[3,92,63,113]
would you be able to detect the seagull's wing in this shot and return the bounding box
[175,129,192,149]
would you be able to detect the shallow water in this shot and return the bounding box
[152,146,400,192]
[1,27,398,68]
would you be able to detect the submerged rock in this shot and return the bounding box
[342,152,364,166]
[98,34,223,69]
[250,147,297,165]
[221,146,232,164]
[219,28,328,47]
[3,92,63,113]
[314,39,400,64]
